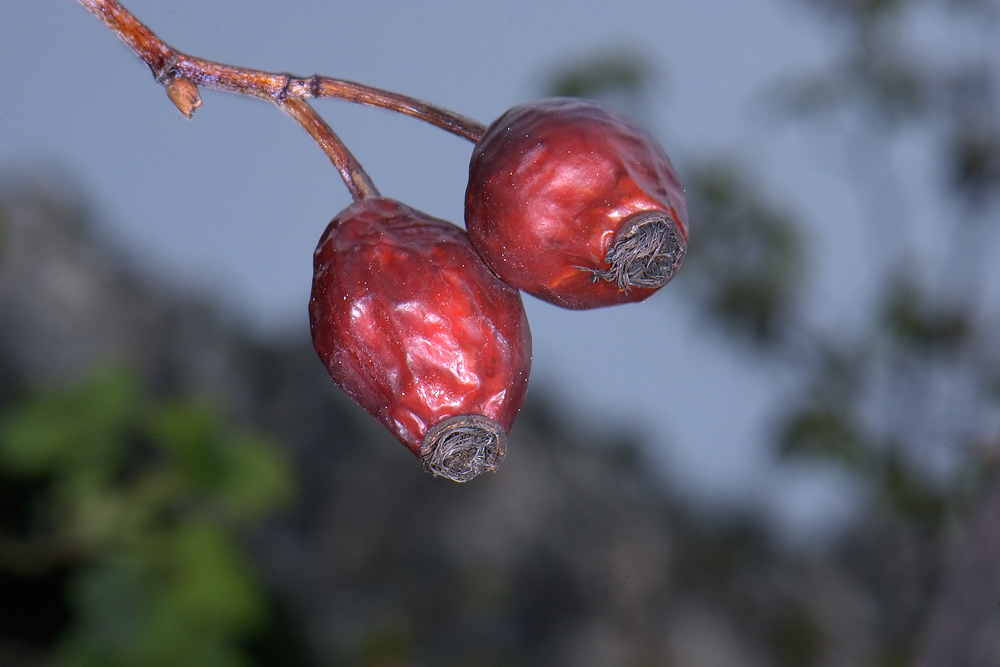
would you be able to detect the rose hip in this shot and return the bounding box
[465,98,689,310]
[309,197,531,481]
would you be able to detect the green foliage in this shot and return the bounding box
[781,408,871,470]
[769,54,926,125]
[546,52,654,101]
[351,619,417,666]
[950,128,1000,206]
[771,2,930,125]
[881,278,969,353]
[543,51,657,130]
[776,335,964,531]
[773,607,824,667]
[681,163,804,345]
[876,451,949,528]
[0,366,293,667]
[1,366,137,478]
[806,0,906,20]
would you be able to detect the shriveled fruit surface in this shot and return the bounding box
[309,198,532,481]
[466,98,689,310]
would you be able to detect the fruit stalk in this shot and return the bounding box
[277,97,378,200]
[78,0,379,197]
[77,0,486,143]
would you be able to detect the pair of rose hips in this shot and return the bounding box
[309,98,689,482]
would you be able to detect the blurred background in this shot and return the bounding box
[2,0,1000,665]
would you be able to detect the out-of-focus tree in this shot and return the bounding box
[550,1,1000,665]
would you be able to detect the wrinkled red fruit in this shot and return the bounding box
[465,97,689,310]
[309,197,532,482]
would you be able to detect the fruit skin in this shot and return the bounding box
[309,197,532,480]
[465,97,689,310]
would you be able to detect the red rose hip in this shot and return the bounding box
[465,98,689,309]
[309,197,532,481]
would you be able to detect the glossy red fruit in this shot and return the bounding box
[309,197,532,482]
[465,97,689,310]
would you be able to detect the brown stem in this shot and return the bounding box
[77,0,486,143]
[78,0,381,197]
[307,78,486,143]
[278,97,379,200]
[78,0,173,78]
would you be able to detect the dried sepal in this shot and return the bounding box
[165,75,201,119]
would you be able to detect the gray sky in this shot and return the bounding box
[1,0,868,537]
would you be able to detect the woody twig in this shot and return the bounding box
[77,0,487,198]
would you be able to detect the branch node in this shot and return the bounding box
[277,74,293,101]
[152,54,180,84]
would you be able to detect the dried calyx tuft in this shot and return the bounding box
[420,414,507,482]
[592,210,687,291]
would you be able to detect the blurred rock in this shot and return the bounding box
[0,181,251,409]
